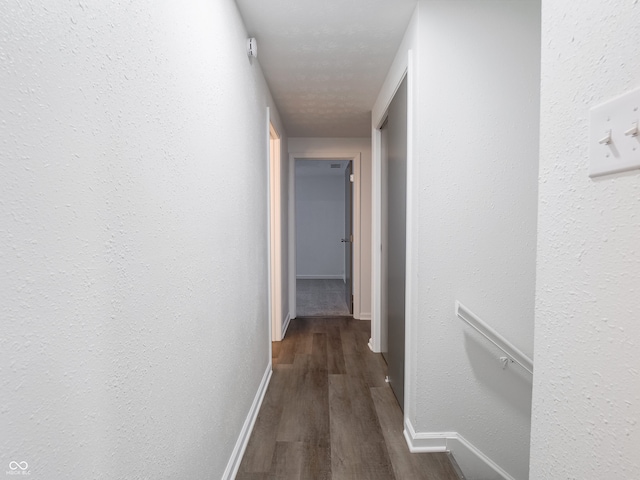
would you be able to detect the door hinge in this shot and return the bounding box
[350,173,354,183]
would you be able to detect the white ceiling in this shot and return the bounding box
[235,0,417,138]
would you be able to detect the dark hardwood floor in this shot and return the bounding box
[236,317,460,480]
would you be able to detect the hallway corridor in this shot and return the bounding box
[237,317,459,480]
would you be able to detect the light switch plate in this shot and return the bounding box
[589,86,640,178]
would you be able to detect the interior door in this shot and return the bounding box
[385,76,407,410]
[343,162,353,314]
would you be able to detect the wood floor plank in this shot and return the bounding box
[311,332,328,372]
[328,374,395,480]
[238,364,292,473]
[234,472,274,480]
[293,320,314,356]
[270,442,304,479]
[344,352,386,389]
[339,328,358,358]
[276,331,296,365]
[241,318,459,480]
[326,324,346,375]
[271,341,282,361]
[276,353,330,446]
[270,441,331,480]
[371,386,460,480]
[331,443,395,480]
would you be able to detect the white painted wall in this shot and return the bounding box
[0,1,283,478]
[289,138,372,319]
[530,2,640,479]
[415,2,540,477]
[373,2,540,478]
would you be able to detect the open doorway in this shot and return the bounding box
[288,152,363,321]
[294,159,352,317]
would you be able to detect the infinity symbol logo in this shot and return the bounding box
[9,461,28,471]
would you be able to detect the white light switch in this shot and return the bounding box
[589,86,640,177]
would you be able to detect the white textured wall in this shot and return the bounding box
[0,1,283,478]
[412,1,540,478]
[295,161,347,279]
[289,137,373,318]
[531,2,640,479]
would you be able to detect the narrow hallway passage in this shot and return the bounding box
[237,318,459,480]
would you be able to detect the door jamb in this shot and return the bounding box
[269,120,284,341]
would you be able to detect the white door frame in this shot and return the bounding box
[268,120,285,342]
[289,152,363,320]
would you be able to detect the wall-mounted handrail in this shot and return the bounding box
[455,301,533,375]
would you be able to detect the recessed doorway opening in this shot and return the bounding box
[294,159,353,317]
[288,152,363,322]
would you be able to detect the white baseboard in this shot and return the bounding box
[281,312,291,338]
[296,274,343,280]
[222,363,272,480]
[403,418,448,453]
[404,418,514,480]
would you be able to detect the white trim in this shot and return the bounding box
[269,122,283,341]
[447,436,515,480]
[290,152,363,319]
[296,274,344,280]
[358,312,371,321]
[403,49,416,424]
[371,124,382,352]
[266,109,274,358]
[352,153,362,320]
[288,155,297,320]
[403,418,448,452]
[403,418,514,480]
[222,363,272,480]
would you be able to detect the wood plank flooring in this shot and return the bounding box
[237,317,460,480]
